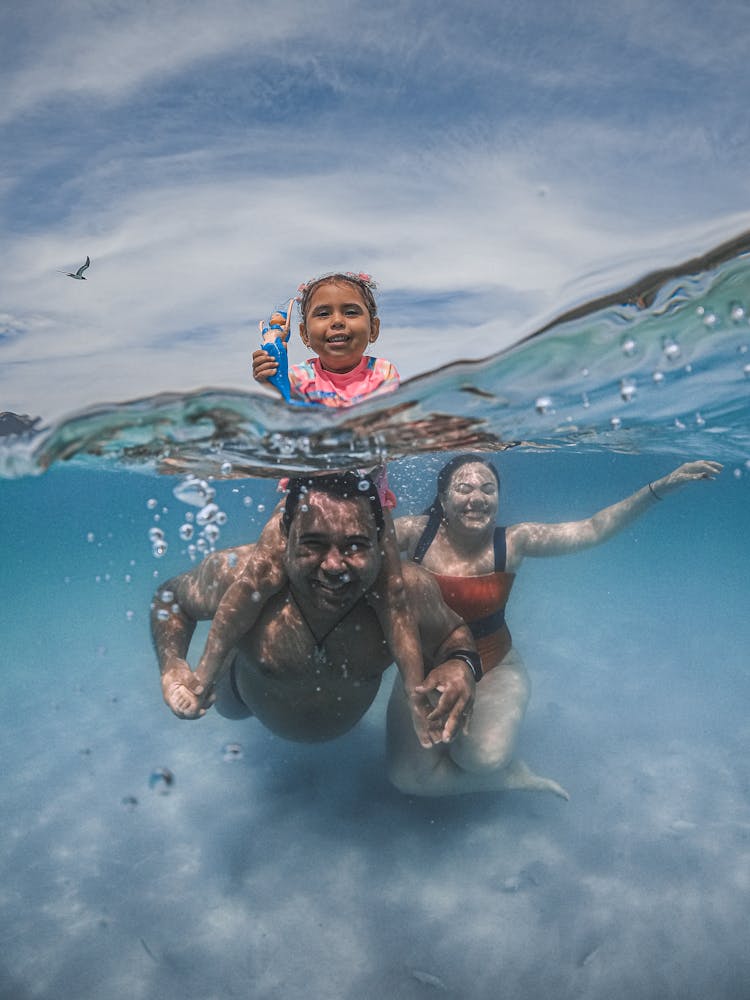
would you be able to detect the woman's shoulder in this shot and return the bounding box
[394,513,429,554]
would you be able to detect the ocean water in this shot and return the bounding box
[1,238,750,1000]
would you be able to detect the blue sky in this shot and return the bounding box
[3,0,750,419]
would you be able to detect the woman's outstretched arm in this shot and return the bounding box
[506,460,722,568]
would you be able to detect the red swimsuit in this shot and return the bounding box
[413,525,515,672]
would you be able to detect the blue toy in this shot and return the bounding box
[258,302,294,402]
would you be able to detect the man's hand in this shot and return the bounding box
[161,660,214,720]
[406,689,445,748]
[415,658,476,744]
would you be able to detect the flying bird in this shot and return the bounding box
[66,256,90,280]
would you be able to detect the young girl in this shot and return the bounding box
[168,273,439,748]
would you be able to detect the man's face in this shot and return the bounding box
[284,492,382,612]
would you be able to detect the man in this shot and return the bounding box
[151,472,478,746]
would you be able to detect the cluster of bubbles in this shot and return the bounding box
[534,298,750,428]
[146,473,236,562]
[173,475,231,561]
[122,747,243,809]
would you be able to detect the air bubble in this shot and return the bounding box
[160,589,174,603]
[300,504,309,512]
[152,540,168,558]
[695,413,706,427]
[215,511,228,526]
[733,468,742,480]
[674,418,686,430]
[172,476,216,508]
[610,416,622,429]
[86,532,95,543]
[257,504,266,513]
[196,502,220,526]
[222,743,243,761]
[662,337,681,361]
[702,311,717,328]
[220,462,233,475]
[147,498,158,510]
[203,524,220,545]
[148,767,174,794]
[581,392,590,409]
[125,610,134,621]
[621,336,638,357]
[251,591,261,603]
[535,396,554,415]
[148,527,165,543]
[743,364,750,378]
[730,302,746,323]
[179,523,194,541]
[156,608,170,621]
[243,496,253,507]
[619,379,637,403]
[357,479,370,492]
[228,553,238,567]
[652,371,665,384]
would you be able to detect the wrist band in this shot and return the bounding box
[648,482,663,501]
[443,648,483,683]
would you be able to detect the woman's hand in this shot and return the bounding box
[651,460,723,498]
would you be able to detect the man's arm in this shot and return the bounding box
[151,545,252,716]
[402,562,477,744]
[507,460,722,567]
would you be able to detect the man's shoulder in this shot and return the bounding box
[400,560,442,602]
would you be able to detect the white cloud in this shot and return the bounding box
[0,1,307,123]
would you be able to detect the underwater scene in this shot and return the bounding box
[2,237,750,1000]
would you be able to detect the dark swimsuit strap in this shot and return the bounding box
[412,515,506,572]
[411,510,441,564]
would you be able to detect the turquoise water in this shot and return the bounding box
[1,241,750,999]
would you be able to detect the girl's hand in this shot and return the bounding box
[252,347,279,383]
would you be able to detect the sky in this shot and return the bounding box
[3,0,750,420]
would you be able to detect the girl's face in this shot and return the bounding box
[300,281,380,373]
[442,462,499,535]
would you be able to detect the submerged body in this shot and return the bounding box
[153,483,477,749]
[388,456,723,797]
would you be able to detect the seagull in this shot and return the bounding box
[66,256,90,280]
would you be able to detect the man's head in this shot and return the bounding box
[281,472,385,613]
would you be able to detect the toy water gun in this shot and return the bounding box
[258,300,294,402]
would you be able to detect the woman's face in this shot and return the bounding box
[442,462,499,534]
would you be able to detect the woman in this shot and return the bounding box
[386,454,722,798]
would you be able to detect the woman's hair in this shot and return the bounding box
[282,470,385,537]
[422,453,501,533]
[296,272,378,323]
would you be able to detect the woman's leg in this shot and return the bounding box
[386,650,568,799]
